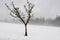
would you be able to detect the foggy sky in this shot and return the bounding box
[0,0,60,20]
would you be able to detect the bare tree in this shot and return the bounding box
[5,0,34,36]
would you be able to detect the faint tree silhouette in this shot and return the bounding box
[5,0,34,36]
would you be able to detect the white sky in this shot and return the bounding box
[0,0,60,20]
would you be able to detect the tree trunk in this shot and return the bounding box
[25,25,27,36]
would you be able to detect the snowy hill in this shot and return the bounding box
[0,22,60,40]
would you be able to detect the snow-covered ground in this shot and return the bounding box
[0,22,60,40]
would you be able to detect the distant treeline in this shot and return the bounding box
[29,16,60,27]
[0,15,60,27]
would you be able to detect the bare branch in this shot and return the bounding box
[11,2,16,10]
[12,2,26,24]
[5,3,15,14]
[25,14,31,25]
[5,2,25,24]
[24,5,28,12]
[25,0,34,25]
[13,8,26,24]
[5,0,34,26]
[10,12,17,18]
[30,5,34,11]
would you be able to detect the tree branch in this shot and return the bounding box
[5,2,26,24]
[10,12,17,18]
[5,0,34,25]
[14,9,26,24]
[5,3,15,14]
[25,0,34,25]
